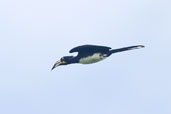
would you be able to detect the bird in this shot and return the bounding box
[51,44,144,70]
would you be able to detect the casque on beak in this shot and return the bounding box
[51,60,66,70]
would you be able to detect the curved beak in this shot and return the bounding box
[51,60,65,70]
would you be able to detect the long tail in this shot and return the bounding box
[109,45,144,55]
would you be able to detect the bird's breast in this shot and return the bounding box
[79,53,107,64]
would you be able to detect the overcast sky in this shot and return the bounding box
[0,0,171,114]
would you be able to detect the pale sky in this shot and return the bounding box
[0,0,171,114]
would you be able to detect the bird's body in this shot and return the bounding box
[52,44,144,70]
[79,53,107,64]
[70,45,110,64]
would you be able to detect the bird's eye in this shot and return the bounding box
[61,57,64,61]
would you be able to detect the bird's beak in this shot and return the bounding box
[51,60,66,70]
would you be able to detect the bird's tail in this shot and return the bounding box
[109,45,144,55]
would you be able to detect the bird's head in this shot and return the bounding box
[51,56,74,70]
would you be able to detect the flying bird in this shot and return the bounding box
[52,44,144,70]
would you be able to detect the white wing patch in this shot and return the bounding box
[79,53,107,64]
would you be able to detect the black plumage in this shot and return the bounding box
[52,44,144,70]
[69,45,111,53]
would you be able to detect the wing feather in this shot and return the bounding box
[69,45,111,53]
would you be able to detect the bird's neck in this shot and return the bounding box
[69,56,79,64]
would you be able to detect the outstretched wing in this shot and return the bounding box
[69,45,111,53]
